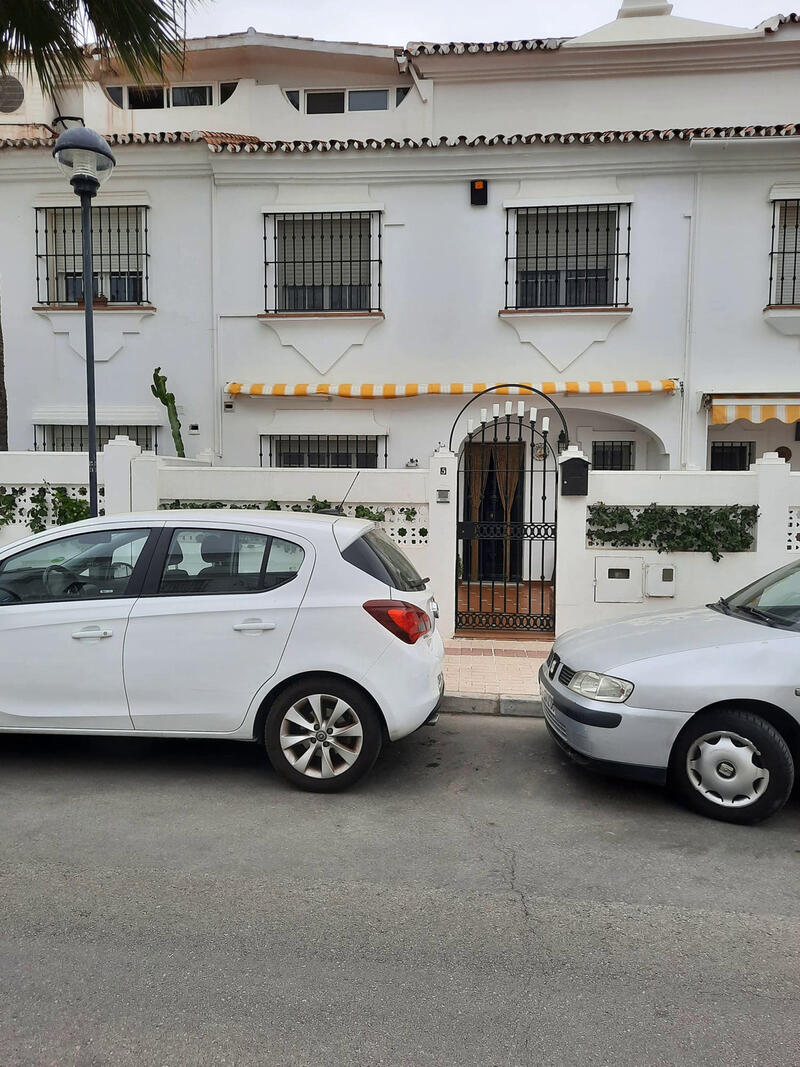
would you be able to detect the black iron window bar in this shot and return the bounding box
[264,211,382,313]
[35,205,149,305]
[769,199,800,305]
[456,407,558,633]
[591,440,635,471]
[261,434,387,468]
[34,424,158,453]
[505,203,631,310]
[709,441,755,471]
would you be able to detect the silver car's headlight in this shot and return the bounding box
[567,670,633,703]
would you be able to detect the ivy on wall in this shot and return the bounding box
[586,503,759,562]
[0,483,91,532]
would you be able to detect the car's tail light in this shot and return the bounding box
[363,600,432,644]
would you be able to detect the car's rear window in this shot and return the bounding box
[341,529,426,592]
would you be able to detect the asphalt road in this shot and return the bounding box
[1,714,799,1067]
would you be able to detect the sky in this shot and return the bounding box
[185,1,786,46]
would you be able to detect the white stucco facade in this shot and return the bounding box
[2,1,800,473]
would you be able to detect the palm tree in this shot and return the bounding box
[0,0,192,450]
[0,0,192,98]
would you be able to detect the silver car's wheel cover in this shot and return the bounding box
[279,694,364,779]
[686,730,770,808]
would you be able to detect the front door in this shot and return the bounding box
[124,524,312,733]
[456,416,557,633]
[0,525,155,731]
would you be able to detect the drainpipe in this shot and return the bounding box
[210,171,222,459]
[680,172,700,469]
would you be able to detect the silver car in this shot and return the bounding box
[540,560,800,824]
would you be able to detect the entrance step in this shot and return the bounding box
[443,637,551,700]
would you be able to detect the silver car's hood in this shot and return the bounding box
[554,606,793,673]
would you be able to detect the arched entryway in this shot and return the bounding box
[455,412,559,635]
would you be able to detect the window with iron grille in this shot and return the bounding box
[264,212,382,313]
[263,434,387,468]
[35,206,149,305]
[769,200,800,305]
[34,425,159,453]
[710,441,755,471]
[592,440,635,470]
[505,204,631,310]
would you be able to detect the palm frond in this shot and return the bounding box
[0,0,194,98]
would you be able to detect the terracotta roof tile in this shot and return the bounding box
[3,124,800,155]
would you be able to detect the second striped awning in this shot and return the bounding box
[710,396,800,426]
[225,379,678,398]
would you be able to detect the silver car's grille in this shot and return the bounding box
[558,663,576,687]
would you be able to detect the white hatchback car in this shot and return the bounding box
[0,511,444,791]
[540,561,800,824]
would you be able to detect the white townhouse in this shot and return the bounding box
[2,0,800,482]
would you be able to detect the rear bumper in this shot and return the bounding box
[364,630,445,741]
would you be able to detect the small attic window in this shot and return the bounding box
[348,89,388,111]
[220,81,238,103]
[396,87,410,105]
[306,90,345,114]
[106,85,123,107]
[285,89,300,110]
[128,85,164,109]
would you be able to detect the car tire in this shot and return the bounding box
[669,709,794,825]
[264,676,383,793]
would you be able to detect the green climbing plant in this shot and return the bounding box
[586,502,759,562]
[151,367,185,458]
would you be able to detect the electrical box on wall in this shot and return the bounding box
[594,556,643,603]
[470,179,488,206]
[645,562,676,597]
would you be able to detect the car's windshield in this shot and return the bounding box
[724,559,800,629]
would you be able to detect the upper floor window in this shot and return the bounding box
[769,199,800,305]
[505,204,631,310]
[35,206,149,306]
[285,88,409,114]
[263,211,382,313]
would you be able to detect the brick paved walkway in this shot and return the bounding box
[443,637,552,697]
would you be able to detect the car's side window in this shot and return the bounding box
[157,529,304,596]
[0,528,151,605]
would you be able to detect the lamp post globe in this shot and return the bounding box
[52,126,115,194]
[52,128,116,518]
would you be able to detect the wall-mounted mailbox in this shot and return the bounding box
[561,456,589,496]
[437,488,450,503]
[645,562,677,597]
[595,556,643,603]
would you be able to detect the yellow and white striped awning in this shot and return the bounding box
[710,396,800,426]
[225,379,678,398]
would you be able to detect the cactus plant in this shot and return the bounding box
[151,367,185,458]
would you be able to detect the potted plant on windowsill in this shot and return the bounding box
[76,293,108,308]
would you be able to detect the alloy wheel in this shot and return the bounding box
[686,730,770,808]
[279,693,364,779]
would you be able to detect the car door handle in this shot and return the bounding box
[232,620,276,633]
[72,627,113,640]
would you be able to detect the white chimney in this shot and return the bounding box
[618,0,673,16]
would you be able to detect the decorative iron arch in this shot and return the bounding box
[447,383,570,454]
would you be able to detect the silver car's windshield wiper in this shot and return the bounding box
[710,596,732,615]
[731,604,778,627]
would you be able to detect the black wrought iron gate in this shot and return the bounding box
[455,411,558,633]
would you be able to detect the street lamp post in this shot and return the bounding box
[52,129,116,518]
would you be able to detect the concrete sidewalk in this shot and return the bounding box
[441,637,551,717]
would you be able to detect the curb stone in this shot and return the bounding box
[440,693,543,718]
